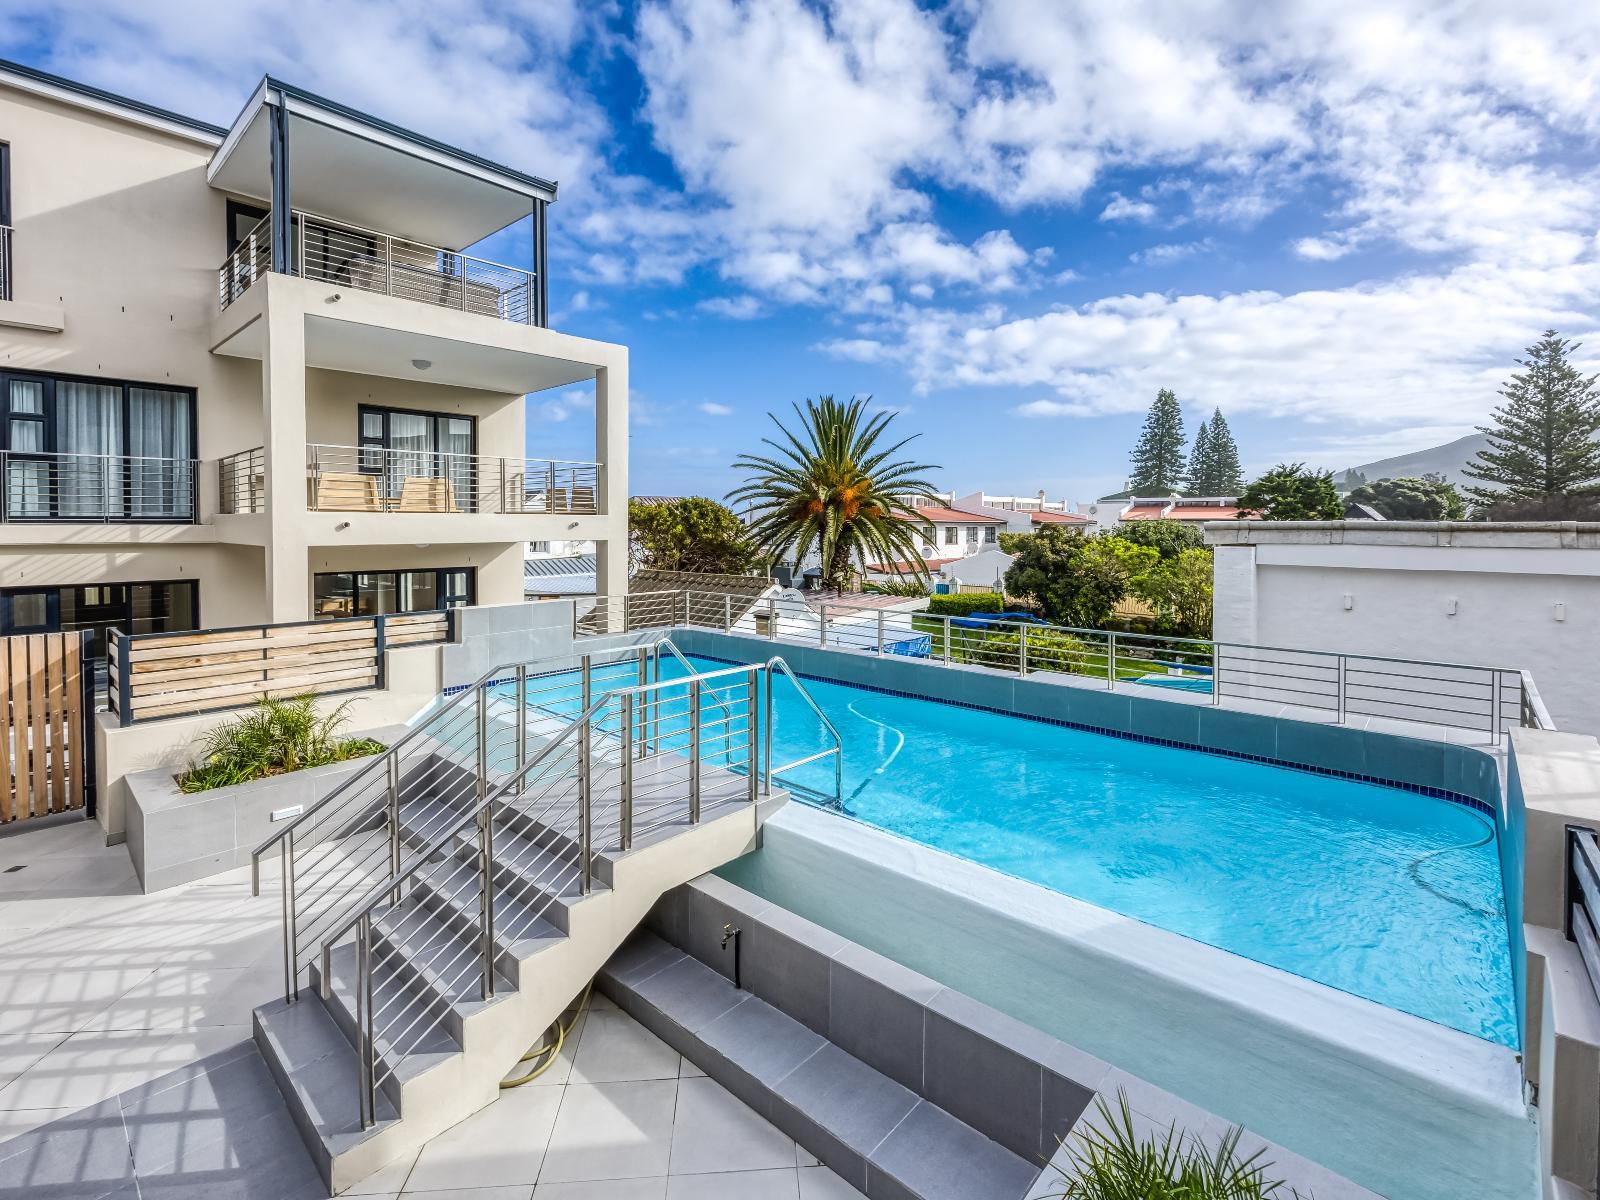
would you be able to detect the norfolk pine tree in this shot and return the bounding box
[1206,410,1244,493]
[1129,389,1187,493]
[1185,421,1213,493]
[1464,330,1600,506]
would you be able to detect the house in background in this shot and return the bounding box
[0,59,628,658]
[1079,493,1248,532]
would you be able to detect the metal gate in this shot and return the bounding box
[0,630,93,823]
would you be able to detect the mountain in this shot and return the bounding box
[1338,432,1489,488]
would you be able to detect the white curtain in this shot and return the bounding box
[439,417,474,511]
[57,381,122,517]
[5,380,47,517]
[129,388,191,518]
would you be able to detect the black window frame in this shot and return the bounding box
[0,368,199,523]
[312,567,476,621]
[225,199,269,254]
[0,578,200,661]
[1,141,11,301]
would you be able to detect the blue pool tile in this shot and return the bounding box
[1196,706,1278,760]
[1067,687,1133,735]
[1362,731,1447,793]
[1275,720,1367,778]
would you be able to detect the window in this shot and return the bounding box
[225,200,269,254]
[358,405,476,511]
[984,526,997,544]
[1,371,195,521]
[0,580,198,661]
[943,526,958,546]
[966,526,979,545]
[0,141,10,301]
[313,568,475,620]
[529,541,550,554]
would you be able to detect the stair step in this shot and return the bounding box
[375,895,517,1008]
[410,854,570,961]
[600,933,1040,1200]
[314,941,461,1098]
[253,993,395,1174]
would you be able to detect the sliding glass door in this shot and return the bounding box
[313,568,475,620]
[1,372,196,521]
[358,406,476,511]
[0,580,199,661]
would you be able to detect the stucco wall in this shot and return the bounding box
[1208,523,1600,735]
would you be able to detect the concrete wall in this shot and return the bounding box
[1207,522,1600,735]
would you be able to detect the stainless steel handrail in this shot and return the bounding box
[305,443,600,515]
[0,450,198,523]
[763,656,843,803]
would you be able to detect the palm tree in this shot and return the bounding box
[730,395,939,590]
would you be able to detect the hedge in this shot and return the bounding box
[926,593,1004,616]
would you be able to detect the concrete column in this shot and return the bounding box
[594,357,628,612]
[260,276,310,622]
[1211,543,1258,644]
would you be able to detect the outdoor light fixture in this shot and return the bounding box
[1445,598,1458,616]
[412,358,432,371]
[1555,602,1567,622]
[1342,593,1353,611]
[335,521,351,532]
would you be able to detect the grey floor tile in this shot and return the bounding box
[666,1167,799,1198]
[868,1101,1037,1200]
[539,1080,677,1184]
[668,1077,795,1176]
[405,1084,562,1192]
[571,1012,681,1084]
[797,1167,868,1200]
[534,1180,667,1199]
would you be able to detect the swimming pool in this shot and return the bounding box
[522,653,1516,1046]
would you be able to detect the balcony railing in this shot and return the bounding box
[218,210,537,324]
[1,451,196,523]
[306,444,598,514]
[1,225,12,302]
[219,446,265,514]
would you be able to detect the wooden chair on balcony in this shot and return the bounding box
[310,472,381,511]
[397,475,458,513]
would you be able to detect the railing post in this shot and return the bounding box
[474,684,488,801]
[1019,624,1028,677]
[818,602,828,646]
[1211,641,1221,705]
[386,754,401,904]
[357,912,375,1130]
[768,596,777,639]
[374,614,387,691]
[281,832,295,1003]
[636,646,651,756]
[748,667,761,805]
[1491,670,1503,745]
[578,713,593,894]
[1106,632,1116,690]
[478,803,495,1001]
[620,694,634,850]
[1336,656,1348,724]
[514,663,528,791]
[689,679,702,822]
[943,616,952,665]
[763,664,774,796]
[117,632,133,725]
[877,610,886,655]
[724,594,732,631]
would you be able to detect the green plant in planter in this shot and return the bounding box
[178,695,385,793]
[1041,1093,1308,1199]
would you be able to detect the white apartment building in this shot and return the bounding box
[0,61,627,659]
[881,500,1006,572]
[1079,494,1245,532]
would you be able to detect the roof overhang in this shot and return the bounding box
[207,78,557,250]
[0,57,224,146]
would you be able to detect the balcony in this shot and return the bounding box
[219,210,537,325]
[306,444,598,514]
[1,451,196,522]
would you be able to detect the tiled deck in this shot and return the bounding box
[0,818,865,1199]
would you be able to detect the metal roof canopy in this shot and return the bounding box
[206,78,557,252]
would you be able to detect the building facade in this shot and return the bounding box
[0,62,627,657]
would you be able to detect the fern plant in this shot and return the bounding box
[179,696,385,793]
[1041,1093,1308,1200]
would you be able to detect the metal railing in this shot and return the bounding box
[250,638,838,1128]
[1,450,196,523]
[307,444,599,515]
[582,590,1552,744]
[218,446,265,514]
[1567,825,1600,1004]
[1,225,12,302]
[217,209,537,325]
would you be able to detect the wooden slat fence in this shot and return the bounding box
[109,609,453,725]
[0,631,91,823]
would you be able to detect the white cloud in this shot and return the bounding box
[1099,194,1158,222]
[698,295,765,319]
[1130,239,1216,265]
[537,388,595,424]
[699,401,734,416]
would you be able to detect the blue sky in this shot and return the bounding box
[6,1,1599,502]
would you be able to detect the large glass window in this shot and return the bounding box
[313,568,474,620]
[0,580,199,661]
[0,371,196,521]
[358,405,476,511]
[943,526,958,545]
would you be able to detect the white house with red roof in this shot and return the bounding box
[1080,493,1253,532]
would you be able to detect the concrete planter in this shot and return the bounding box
[125,724,405,893]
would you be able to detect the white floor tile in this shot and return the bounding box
[0,1024,250,1112]
[570,1012,680,1084]
[667,1077,794,1177]
[0,1105,76,1146]
[399,1187,533,1199]
[540,1080,677,1183]
[678,1057,705,1079]
[534,1180,667,1199]
[794,1144,818,1169]
[405,1084,562,1192]
[667,1168,799,1199]
[345,1146,419,1195]
[0,1032,71,1092]
[797,1166,868,1200]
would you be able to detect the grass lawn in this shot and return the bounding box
[908,615,1210,681]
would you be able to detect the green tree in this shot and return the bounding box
[1464,330,1600,506]
[628,497,761,573]
[1132,548,1214,637]
[1184,421,1213,493]
[1345,475,1467,520]
[1113,518,1203,559]
[1129,389,1187,493]
[729,395,938,590]
[1238,463,1343,520]
[1002,527,1158,627]
[997,531,1034,554]
[1206,410,1244,493]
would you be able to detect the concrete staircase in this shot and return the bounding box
[245,648,821,1196]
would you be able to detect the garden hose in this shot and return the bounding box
[499,981,593,1089]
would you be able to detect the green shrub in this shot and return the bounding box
[979,627,1096,676]
[178,696,385,793]
[1042,1092,1306,1199]
[862,579,931,597]
[926,592,1004,616]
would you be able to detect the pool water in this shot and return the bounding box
[526,655,1517,1046]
